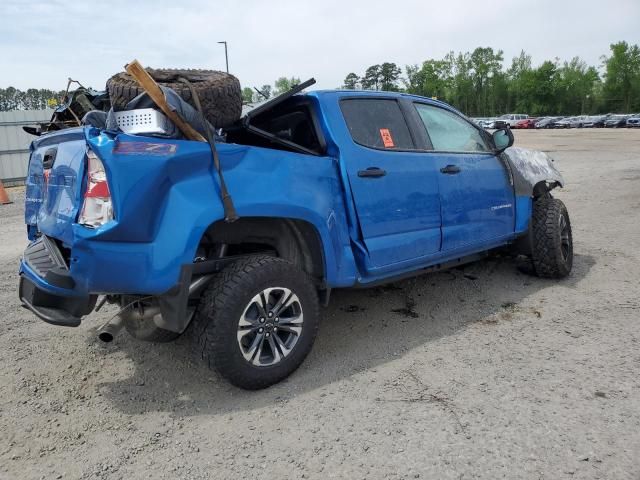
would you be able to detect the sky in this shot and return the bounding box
[1,0,639,92]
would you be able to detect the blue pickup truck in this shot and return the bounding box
[19,82,572,389]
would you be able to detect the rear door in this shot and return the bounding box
[339,97,441,270]
[412,102,515,252]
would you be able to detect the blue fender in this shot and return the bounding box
[77,130,356,294]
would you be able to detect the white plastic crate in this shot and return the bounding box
[113,108,170,135]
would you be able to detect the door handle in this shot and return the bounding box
[358,167,387,178]
[440,164,461,174]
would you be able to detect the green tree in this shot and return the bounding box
[515,61,558,115]
[404,59,451,99]
[241,87,255,103]
[403,64,423,94]
[602,41,640,112]
[379,62,402,91]
[342,44,640,116]
[556,57,600,114]
[469,47,504,116]
[449,52,473,114]
[507,51,533,112]
[343,72,360,89]
[361,65,381,90]
[257,85,272,100]
[273,77,301,96]
[0,87,19,111]
[0,87,65,111]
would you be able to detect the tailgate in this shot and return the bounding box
[25,128,87,246]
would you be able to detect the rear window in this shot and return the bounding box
[340,98,414,150]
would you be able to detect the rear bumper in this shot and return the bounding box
[17,235,235,332]
[21,231,190,297]
[19,236,95,326]
[17,234,191,328]
[19,269,96,327]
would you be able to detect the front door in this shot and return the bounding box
[413,102,515,251]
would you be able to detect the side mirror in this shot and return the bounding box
[492,128,514,153]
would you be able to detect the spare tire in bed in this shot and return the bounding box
[106,68,242,127]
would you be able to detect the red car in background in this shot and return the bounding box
[513,118,538,129]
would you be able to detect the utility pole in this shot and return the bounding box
[218,41,229,73]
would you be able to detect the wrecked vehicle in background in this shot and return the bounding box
[18,76,574,389]
[21,80,110,136]
[26,70,242,135]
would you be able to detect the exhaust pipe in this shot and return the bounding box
[97,314,124,343]
[96,275,213,343]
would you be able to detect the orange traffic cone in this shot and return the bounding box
[0,179,13,205]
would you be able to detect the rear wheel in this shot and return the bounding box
[531,198,573,278]
[190,256,320,390]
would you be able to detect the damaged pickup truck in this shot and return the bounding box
[19,79,572,389]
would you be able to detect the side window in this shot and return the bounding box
[414,103,490,153]
[341,98,414,150]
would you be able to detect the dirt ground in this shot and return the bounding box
[1,129,639,480]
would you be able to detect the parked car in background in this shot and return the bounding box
[569,115,590,128]
[403,111,637,131]
[513,118,538,129]
[553,117,575,129]
[535,116,562,129]
[626,115,640,128]
[472,118,492,128]
[583,115,607,128]
[605,114,630,128]
[499,113,529,127]
[477,118,507,129]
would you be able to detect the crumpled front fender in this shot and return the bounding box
[503,147,564,197]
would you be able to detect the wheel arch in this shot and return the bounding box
[502,147,564,198]
[532,180,562,198]
[197,217,326,286]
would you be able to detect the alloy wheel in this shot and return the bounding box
[236,287,304,366]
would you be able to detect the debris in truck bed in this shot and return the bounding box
[107,66,242,128]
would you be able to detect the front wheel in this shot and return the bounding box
[531,198,573,278]
[189,256,320,390]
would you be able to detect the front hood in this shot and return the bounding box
[503,147,564,197]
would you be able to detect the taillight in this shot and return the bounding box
[78,150,113,227]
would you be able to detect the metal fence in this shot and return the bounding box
[0,109,52,185]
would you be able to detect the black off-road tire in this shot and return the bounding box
[531,198,573,278]
[106,68,242,127]
[189,256,320,390]
[124,317,181,343]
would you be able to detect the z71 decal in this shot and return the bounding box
[113,141,178,156]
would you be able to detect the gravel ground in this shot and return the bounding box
[1,129,639,480]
